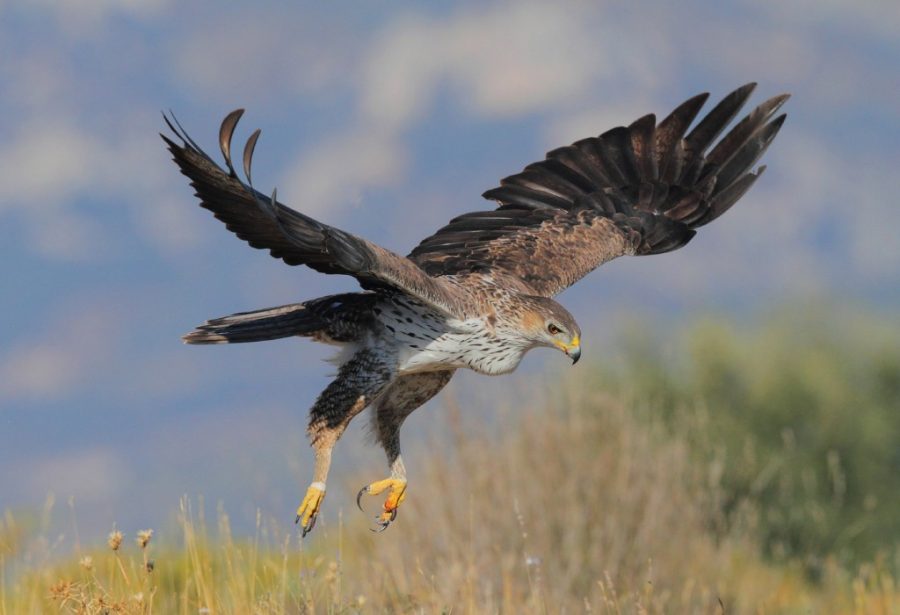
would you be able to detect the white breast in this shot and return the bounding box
[375,298,527,376]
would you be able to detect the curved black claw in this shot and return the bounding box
[370,508,398,533]
[301,514,317,538]
[356,485,370,512]
[295,510,318,537]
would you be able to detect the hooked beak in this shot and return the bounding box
[562,335,581,365]
[554,336,581,364]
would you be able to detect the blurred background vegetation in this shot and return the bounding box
[2,303,899,613]
[594,301,900,576]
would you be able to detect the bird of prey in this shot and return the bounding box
[164,83,787,535]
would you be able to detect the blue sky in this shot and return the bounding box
[1,0,898,539]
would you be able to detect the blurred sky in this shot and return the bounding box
[1,0,898,539]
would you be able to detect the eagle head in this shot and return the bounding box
[518,296,582,364]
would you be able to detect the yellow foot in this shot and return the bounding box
[356,478,407,531]
[295,482,326,537]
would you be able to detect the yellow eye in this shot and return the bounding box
[547,323,562,335]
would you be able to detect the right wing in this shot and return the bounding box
[408,84,788,297]
[162,110,468,317]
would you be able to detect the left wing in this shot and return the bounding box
[408,83,788,297]
[162,110,472,318]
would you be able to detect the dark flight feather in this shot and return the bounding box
[162,112,467,317]
[166,84,787,302]
[408,84,788,296]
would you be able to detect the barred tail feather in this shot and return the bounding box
[183,303,321,345]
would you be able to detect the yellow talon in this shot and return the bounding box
[356,478,407,531]
[295,483,326,537]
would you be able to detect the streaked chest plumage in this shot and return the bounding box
[373,295,528,376]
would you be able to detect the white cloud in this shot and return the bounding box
[683,18,818,85]
[24,0,170,36]
[22,448,133,503]
[742,0,900,41]
[280,128,408,219]
[0,48,75,110]
[0,291,224,404]
[358,15,441,130]
[0,116,108,260]
[171,9,358,105]
[0,121,101,205]
[436,3,605,118]
[31,210,106,262]
[0,105,204,260]
[282,2,617,223]
[0,304,121,402]
[133,193,208,254]
[360,3,602,126]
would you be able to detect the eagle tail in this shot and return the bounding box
[182,303,321,344]
[182,293,376,345]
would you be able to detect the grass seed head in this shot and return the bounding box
[49,579,76,600]
[107,529,123,551]
[79,555,93,571]
[136,528,154,549]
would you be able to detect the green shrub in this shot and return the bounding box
[592,302,900,572]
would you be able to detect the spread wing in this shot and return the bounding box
[162,111,468,317]
[409,83,788,297]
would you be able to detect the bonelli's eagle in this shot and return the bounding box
[164,84,787,535]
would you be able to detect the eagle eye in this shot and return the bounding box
[547,323,562,335]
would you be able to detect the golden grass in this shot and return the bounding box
[2,386,899,614]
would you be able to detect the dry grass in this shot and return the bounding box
[2,386,898,614]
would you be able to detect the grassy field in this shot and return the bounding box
[2,305,899,613]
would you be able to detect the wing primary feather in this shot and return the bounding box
[595,127,633,185]
[482,185,573,210]
[243,129,262,187]
[685,83,757,153]
[713,114,786,192]
[706,94,789,167]
[681,83,757,184]
[265,188,282,225]
[550,146,614,188]
[664,192,706,225]
[656,92,709,182]
[218,109,245,178]
[163,110,220,170]
[161,112,180,143]
[525,158,595,193]
[166,111,210,163]
[502,169,576,200]
[701,168,765,226]
[627,114,658,182]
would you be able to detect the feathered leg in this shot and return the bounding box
[357,370,455,530]
[296,349,393,536]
